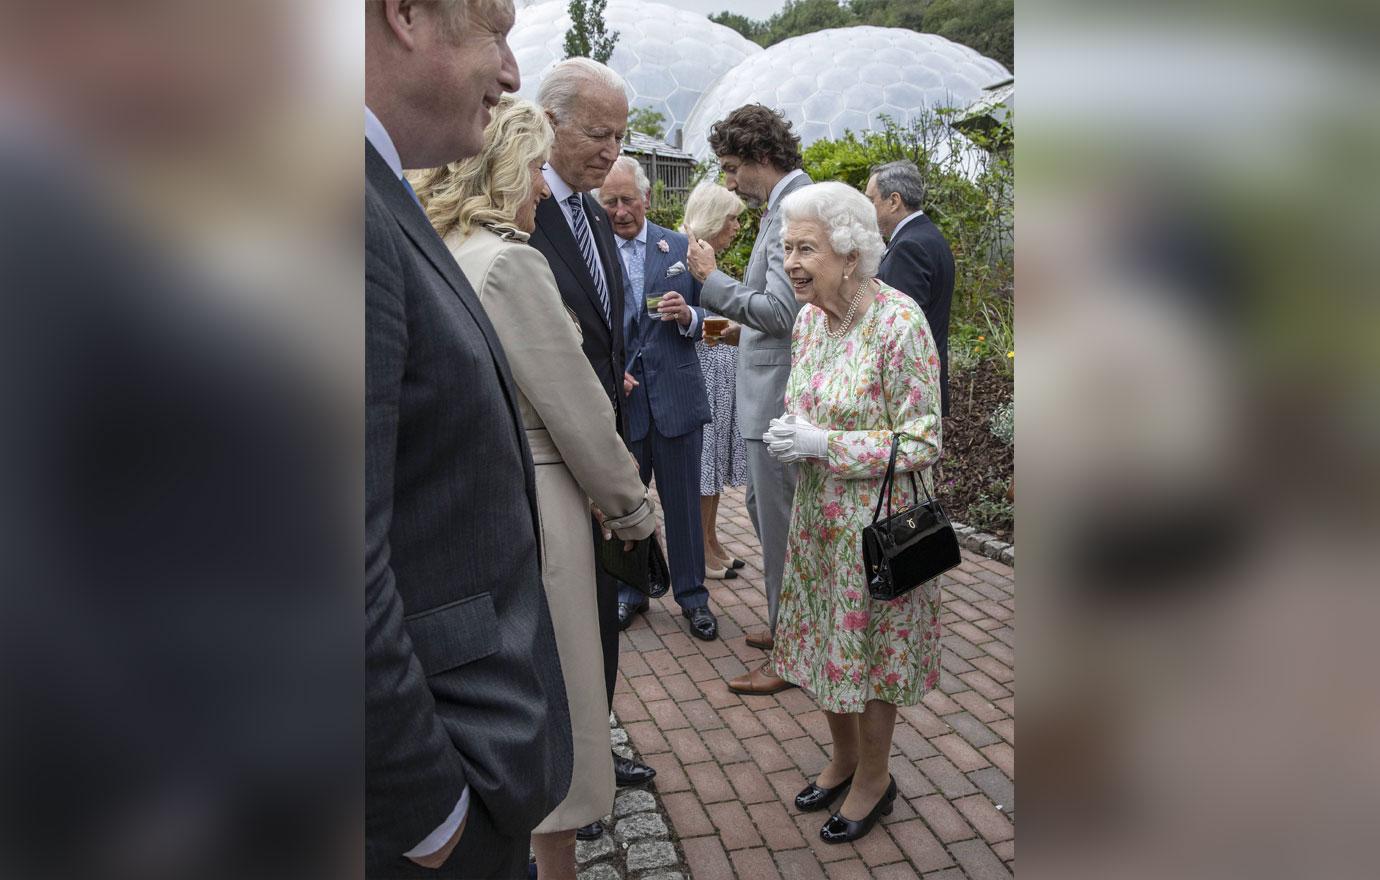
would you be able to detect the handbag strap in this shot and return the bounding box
[871,432,932,524]
[870,332,935,524]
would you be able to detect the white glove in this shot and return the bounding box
[763,413,829,462]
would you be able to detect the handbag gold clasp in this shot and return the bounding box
[906,517,916,528]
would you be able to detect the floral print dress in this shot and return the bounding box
[772,283,944,714]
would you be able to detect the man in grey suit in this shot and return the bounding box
[365,2,570,876]
[687,104,813,695]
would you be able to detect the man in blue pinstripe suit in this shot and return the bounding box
[597,157,718,641]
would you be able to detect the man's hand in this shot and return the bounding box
[623,372,639,397]
[720,321,741,346]
[593,503,636,552]
[407,815,467,869]
[687,234,716,282]
[656,291,693,326]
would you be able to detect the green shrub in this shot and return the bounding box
[966,479,1013,532]
[988,401,1014,445]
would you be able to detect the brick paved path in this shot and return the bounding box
[615,485,1015,880]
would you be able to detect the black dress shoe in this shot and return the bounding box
[730,557,746,569]
[820,776,897,844]
[795,773,854,812]
[614,753,657,787]
[617,601,647,631]
[682,605,718,641]
[575,820,603,840]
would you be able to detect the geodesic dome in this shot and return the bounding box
[682,27,1010,161]
[510,0,762,142]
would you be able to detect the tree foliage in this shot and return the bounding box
[627,106,667,140]
[709,0,1012,72]
[563,0,619,64]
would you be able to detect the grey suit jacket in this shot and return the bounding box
[699,172,814,439]
[365,143,571,875]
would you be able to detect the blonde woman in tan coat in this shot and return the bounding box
[410,97,655,880]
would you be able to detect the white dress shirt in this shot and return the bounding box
[367,103,471,861]
[888,209,927,244]
[767,168,809,213]
[542,164,612,295]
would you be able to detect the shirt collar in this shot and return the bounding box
[364,106,403,180]
[542,164,577,205]
[621,222,648,248]
[890,209,926,240]
[767,168,808,212]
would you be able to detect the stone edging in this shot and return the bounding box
[952,520,1015,566]
[570,713,689,880]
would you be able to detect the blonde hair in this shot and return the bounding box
[408,95,553,239]
[681,180,744,243]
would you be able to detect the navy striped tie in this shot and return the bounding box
[566,194,612,327]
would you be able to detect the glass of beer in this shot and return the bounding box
[703,317,730,344]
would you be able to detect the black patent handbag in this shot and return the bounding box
[598,531,671,599]
[862,433,961,601]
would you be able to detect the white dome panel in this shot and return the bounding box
[683,26,1009,161]
[509,0,762,141]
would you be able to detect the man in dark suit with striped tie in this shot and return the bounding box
[528,58,659,822]
[597,157,717,641]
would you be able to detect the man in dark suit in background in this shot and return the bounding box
[365,2,571,876]
[528,57,658,825]
[867,159,956,416]
[597,157,717,642]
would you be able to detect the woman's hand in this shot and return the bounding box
[763,414,829,462]
[592,504,636,551]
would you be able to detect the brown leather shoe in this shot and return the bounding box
[744,629,774,650]
[728,663,796,695]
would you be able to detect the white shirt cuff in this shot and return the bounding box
[404,786,469,858]
[680,309,702,338]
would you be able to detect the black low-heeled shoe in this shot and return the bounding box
[819,776,897,844]
[794,773,854,812]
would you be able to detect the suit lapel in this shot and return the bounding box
[366,143,530,468]
[643,223,669,297]
[584,194,623,337]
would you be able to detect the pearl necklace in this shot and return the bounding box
[824,279,869,339]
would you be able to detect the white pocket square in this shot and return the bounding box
[666,261,686,277]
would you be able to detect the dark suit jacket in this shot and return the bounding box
[528,192,629,437]
[622,222,712,443]
[877,214,955,416]
[365,142,571,876]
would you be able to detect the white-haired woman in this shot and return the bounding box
[765,181,943,844]
[681,180,748,579]
[410,97,655,880]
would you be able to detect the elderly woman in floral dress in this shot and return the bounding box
[763,182,943,845]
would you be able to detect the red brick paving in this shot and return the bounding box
[619,485,1014,879]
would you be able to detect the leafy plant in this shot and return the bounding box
[988,401,1014,445]
[627,106,666,140]
[966,479,1013,532]
[563,0,618,63]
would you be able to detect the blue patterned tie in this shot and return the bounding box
[622,237,643,345]
[566,194,612,327]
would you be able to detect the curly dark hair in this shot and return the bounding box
[707,104,803,173]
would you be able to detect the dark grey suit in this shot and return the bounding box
[365,142,571,878]
[877,213,955,416]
